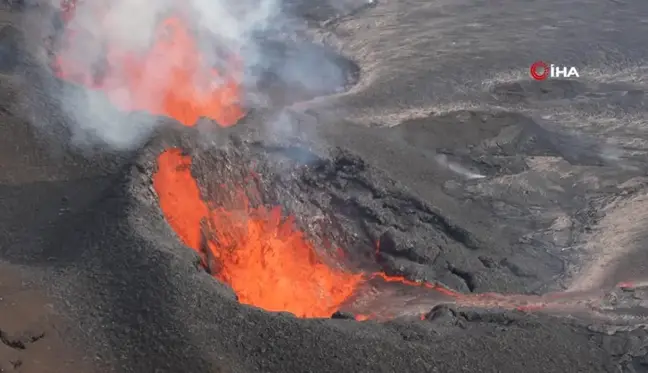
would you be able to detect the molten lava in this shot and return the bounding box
[154,149,364,318]
[154,149,209,250]
[153,148,468,319]
[54,2,245,127]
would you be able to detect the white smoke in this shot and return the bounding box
[435,154,486,180]
[21,0,347,152]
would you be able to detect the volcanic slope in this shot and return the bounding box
[3,116,647,373]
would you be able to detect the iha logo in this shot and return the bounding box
[529,61,580,81]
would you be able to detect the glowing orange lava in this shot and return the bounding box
[153,148,467,318]
[153,149,365,318]
[154,149,209,250]
[55,2,245,127]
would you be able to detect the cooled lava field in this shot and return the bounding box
[1,0,648,372]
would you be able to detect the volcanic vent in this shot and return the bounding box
[151,135,464,319]
[53,5,246,128]
[44,0,360,151]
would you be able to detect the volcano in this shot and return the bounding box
[2,0,648,372]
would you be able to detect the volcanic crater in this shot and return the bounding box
[146,124,466,320]
[137,120,648,324]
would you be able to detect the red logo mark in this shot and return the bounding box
[530,61,549,81]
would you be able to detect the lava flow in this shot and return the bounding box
[54,0,245,127]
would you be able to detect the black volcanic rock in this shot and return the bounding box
[0,25,21,73]
[424,304,459,325]
[331,311,355,320]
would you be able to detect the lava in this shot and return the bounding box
[154,149,209,251]
[153,149,365,318]
[152,148,469,318]
[54,1,245,127]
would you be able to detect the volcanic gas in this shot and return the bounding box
[54,0,245,127]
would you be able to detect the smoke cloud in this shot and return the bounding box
[19,0,353,152]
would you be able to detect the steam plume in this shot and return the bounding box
[19,0,350,151]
